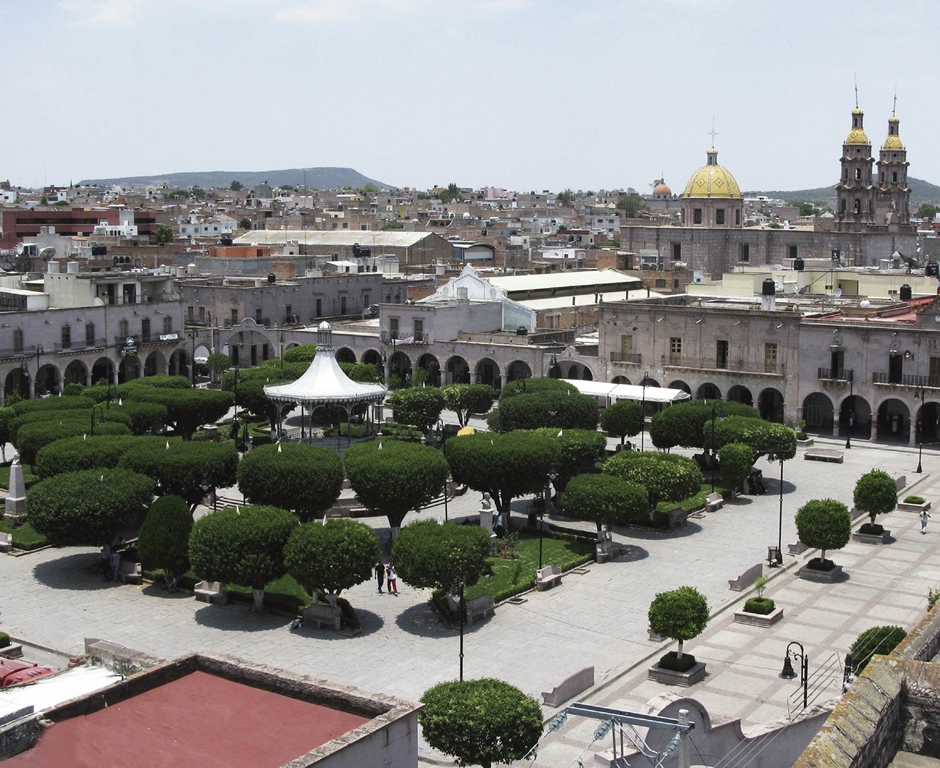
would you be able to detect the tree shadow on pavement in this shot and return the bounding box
[33,551,119,591]
[287,608,385,641]
[620,521,704,541]
[141,584,197,600]
[611,544,649,564]
[395,602,490,638]
[193,603,285,632]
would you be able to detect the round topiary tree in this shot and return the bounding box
[282,344,317,364]
[603,452,703,511]
[527,428,607,494]
[718,442,754,494]
[442,384,494,426]
[419,679,543,768]
[205,352,232,382]
[124,387,234,440]
[795,498,852,568]
[494,391,598,432]
[35,435,158,478]
[600,401,644,446]
[563,474,649,539]
[27,469,155,547]
[388,387,446,432]
[648,586,709,665]
[284,519,378,609]
[853,469,897,529]
[391,519,492,592]
[237,442,344,522]
[849,625,907,674]
[137,495,193,592]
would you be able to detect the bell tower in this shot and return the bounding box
[835,108,875,231]
[875,111,910,226]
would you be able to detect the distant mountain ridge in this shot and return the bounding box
[80,167,392,191]
[751,177,940,207]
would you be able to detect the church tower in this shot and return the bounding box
[835,108,875,231]
[875,114,910,225]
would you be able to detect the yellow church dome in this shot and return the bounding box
[882,116,904,150]
[845,128,869,145]
[682,149,742,199]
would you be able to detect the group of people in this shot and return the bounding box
[375,561,398,595]
[99,538,127,583]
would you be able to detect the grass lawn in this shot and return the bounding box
[655,481,734,514]
[0,463,36,490]
[150,568,313,615]
[0,520,47,550]
[464,534,594,602]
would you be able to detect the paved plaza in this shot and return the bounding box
[1,428,938,766]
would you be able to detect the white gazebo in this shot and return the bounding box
[264,322,386,442]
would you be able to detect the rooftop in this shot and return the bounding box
[232,230,437,247]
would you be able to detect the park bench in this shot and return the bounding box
[728,563,762,592]
[705,492,724,513]
[303,603,342,631]
[119,560,143,585]
[194,581,228,605]
[465,595,495,626]
[536,564,563,591]
[0,532,12,553]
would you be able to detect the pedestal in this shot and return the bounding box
[479,509,495,534]
[4,458,26,521]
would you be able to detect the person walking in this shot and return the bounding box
[374,561,385,594]
[110,550,121,583]
[921,509,931,535]
[386,562,398,596]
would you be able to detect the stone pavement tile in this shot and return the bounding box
[694,644,743,663]
[811,595,869,613]
[799,607,855,626]
[705,630,757,650]
[777,623,841,644]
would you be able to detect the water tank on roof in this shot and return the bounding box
[926,263,939,277]
[761,278,776,296]
[793,257,805,271]
[267,273,276,284]
[900,283,912,301]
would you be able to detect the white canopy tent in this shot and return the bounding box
[560,379,691,406]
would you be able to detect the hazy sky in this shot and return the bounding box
[3,0,938,193]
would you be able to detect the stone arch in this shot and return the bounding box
[389,351,412,384]
[802,392,834,435]
[4,368,29,401]
[611,376,631,385]
[336,347,357,364]
[876,397,910,443]
[63,360,89,387]
[917,401,940,443]
[144,350,167,377]
[640,375,660,387]
[445,355,470,385]
[563,361,593,381]
[727,384,753,407]
[36,363,60,396]
[506,360,532,382]
[758,387,784,424]
[839,394,872,440]
[417,353,441,387]
[92,357,115,386]
[474,358,499,388]
[668,380,691,395]
[362,349,383,367]
[119,355,141,383]
[168,349,189,380]
[696,382,721,400]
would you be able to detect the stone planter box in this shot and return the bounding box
[898,500,931,513]
[0,643,23,658]
[797,564,844,583]
[648,661,707,687]
[852,529,891,544]
[734,606,784,627]
[797,438,814,448]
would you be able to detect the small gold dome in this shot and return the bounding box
[883,134,904,151]
[682,149,741,199]
[845,128,869,145]
[652,181,672,196]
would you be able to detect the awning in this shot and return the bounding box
[560,379,691,405]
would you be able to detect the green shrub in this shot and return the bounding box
[905,495,925,505]
[604,452,703,509]
[125,387,234,439]
[795,498,851,561]
[112,401,169,435]
[16,419,131,464]
[648,585,709,659]
[137,495,193,591]
[0,521,47,550]
[600,400,644,444]
[499,377,576,400]
[282,344,317,364]
[853,469,897,526]
[719,442,754,490]
[388,387,446,432]
[564,473,649,530]
[121,375,192,390]
[62,383,85,397]
[744,597,775,614]
[35,435,162,478]
[12,396,95,416]
[859,522,884,535]
[0,632,9,647]
[850,625,907,674]
[657,651,697,672]
[494,391,598,432]
[650,399,760,450]
[285,519,378,602]
[120,440,238,508]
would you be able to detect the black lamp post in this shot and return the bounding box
[231,364,241,439]
[780,640,808,710]
[19,359,28,400]
[453,572,465,681]
[845,372,854,449]
[771,457,785,566]
[640,372,649,451]
[35,344,44,397]
[540,465,558,569]
[915,387,926,474]
[189,329,198,385]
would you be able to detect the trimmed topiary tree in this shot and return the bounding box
[137,495,193,591]
[718,442,754,494]
[237,442,344,522]
[26,469,154,547]
[650,399,760,451]
[564,474,649,538]
[345,439,449,535]
[419,679,543,768]
[188,505,296,611]
[527,428,607,494]
[853,469,898,528]
[442,383,494,426]
[35,434,161,478]
[603,451,703,511]
[284,519,378,609]
[494,391,598,433]
[14,418,131,464]
[648,586,710,666]
[392,519,492,592]
[206,352,232,382]
[282,344,317,364]
[388,386,446,432]
[849,625,907,674]
[124,387,234,440]
[795,499,852,568]
[111,401,169,435]
[600,401,644,446]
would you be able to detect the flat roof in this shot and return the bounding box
[6,670,369,768]
[488,269,641,292]
[518,288,662,310]
[233,230,435,247]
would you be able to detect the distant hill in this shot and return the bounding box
[80,167,392,191]
[752,177,940,208]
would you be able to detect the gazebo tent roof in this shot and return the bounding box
[264,323,386,406]
[561,379,690,404]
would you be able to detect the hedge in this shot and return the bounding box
[119,440,238,507]
[34,434,163,478]
[604,451,704,509]
[15,419,131,465]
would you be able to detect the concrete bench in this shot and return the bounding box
[194,581,228,605]
[788,541,808,555]
[728,563,762,592]
[536,565,563,591]
[705,492,724,513]
[303,603,342,631]
[465,595,495,626]
[804,449,844,463]
[542,666,594,708]
[119,560,143,585]
[0,531,12,553]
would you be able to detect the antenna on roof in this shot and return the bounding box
[892,86,897,117]
[854,74,859,108]
[708,118,718,147]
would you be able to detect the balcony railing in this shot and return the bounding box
[873,372,940,388]
[664,357,781,375]
[610,352,642,365]
[56,338,108,352]
[818,368,854,382]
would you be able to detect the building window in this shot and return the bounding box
[119,319,129,339]
[389,318,399,340]
[930,356,940,387]
[340,296,347,315]
[414,318,424,341]
[672,243,681,261]
[735,209,740,225]
[231,309,238,325]
[693,208,702,224]
[285,305,293,322]
[86,323,95,347]
[363,292,370,307]
[715,209,725,225]
[141,317,150,341]
[765,342,778,373]
[163,316,172,334]
[880,172,885,183]
[892,171,898,183]
[788,245,798,260]
[716,340,729,369]
[199,306,206,323]
[673,278,680,289]
[188,306,194,321]
[13,328,23,354]
[315,298,322,317]
[255,308,262,323]
[61,324,71,350]
[655,278,667,288]
[669,337,682,366]
[740,244,750,262]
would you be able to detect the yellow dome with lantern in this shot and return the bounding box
[845,108,869,145]
[882,116,904,150]
[682,148,742,199]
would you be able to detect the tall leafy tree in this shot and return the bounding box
[137,495,193,591]
[442,384,494,427]
[600,401,644,446]
[648,586,709,660]
[795,499,852,565]
[853,469,897,527]
[392,520,492,592]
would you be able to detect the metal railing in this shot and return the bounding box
[610,352,642,364]
[663,357,781,375]
[55,338,108,352]
[818,368,854,382]
[873,372,940,388]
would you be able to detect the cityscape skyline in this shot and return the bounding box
[2,0,938,192]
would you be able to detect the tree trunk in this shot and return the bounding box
[165,572,178,593]
[869,512,876,526]
[820,549,827,563]
[252,588,264,612]
[676,639,684,660]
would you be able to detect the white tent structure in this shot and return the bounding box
[264,322,386,442]
[560,379,691,406]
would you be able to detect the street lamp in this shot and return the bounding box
[770,456,785,567]
[35,344,44,397]
[780,641,808,710]
[640,372,649,451]
[845,371,854,449]
[915,387,926,473]
[540,465,558,569]
[453,572,465,681]
[189,329,198,386]
[231,364,241,440]
[19,359,28,400]
[707,401,724,493]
